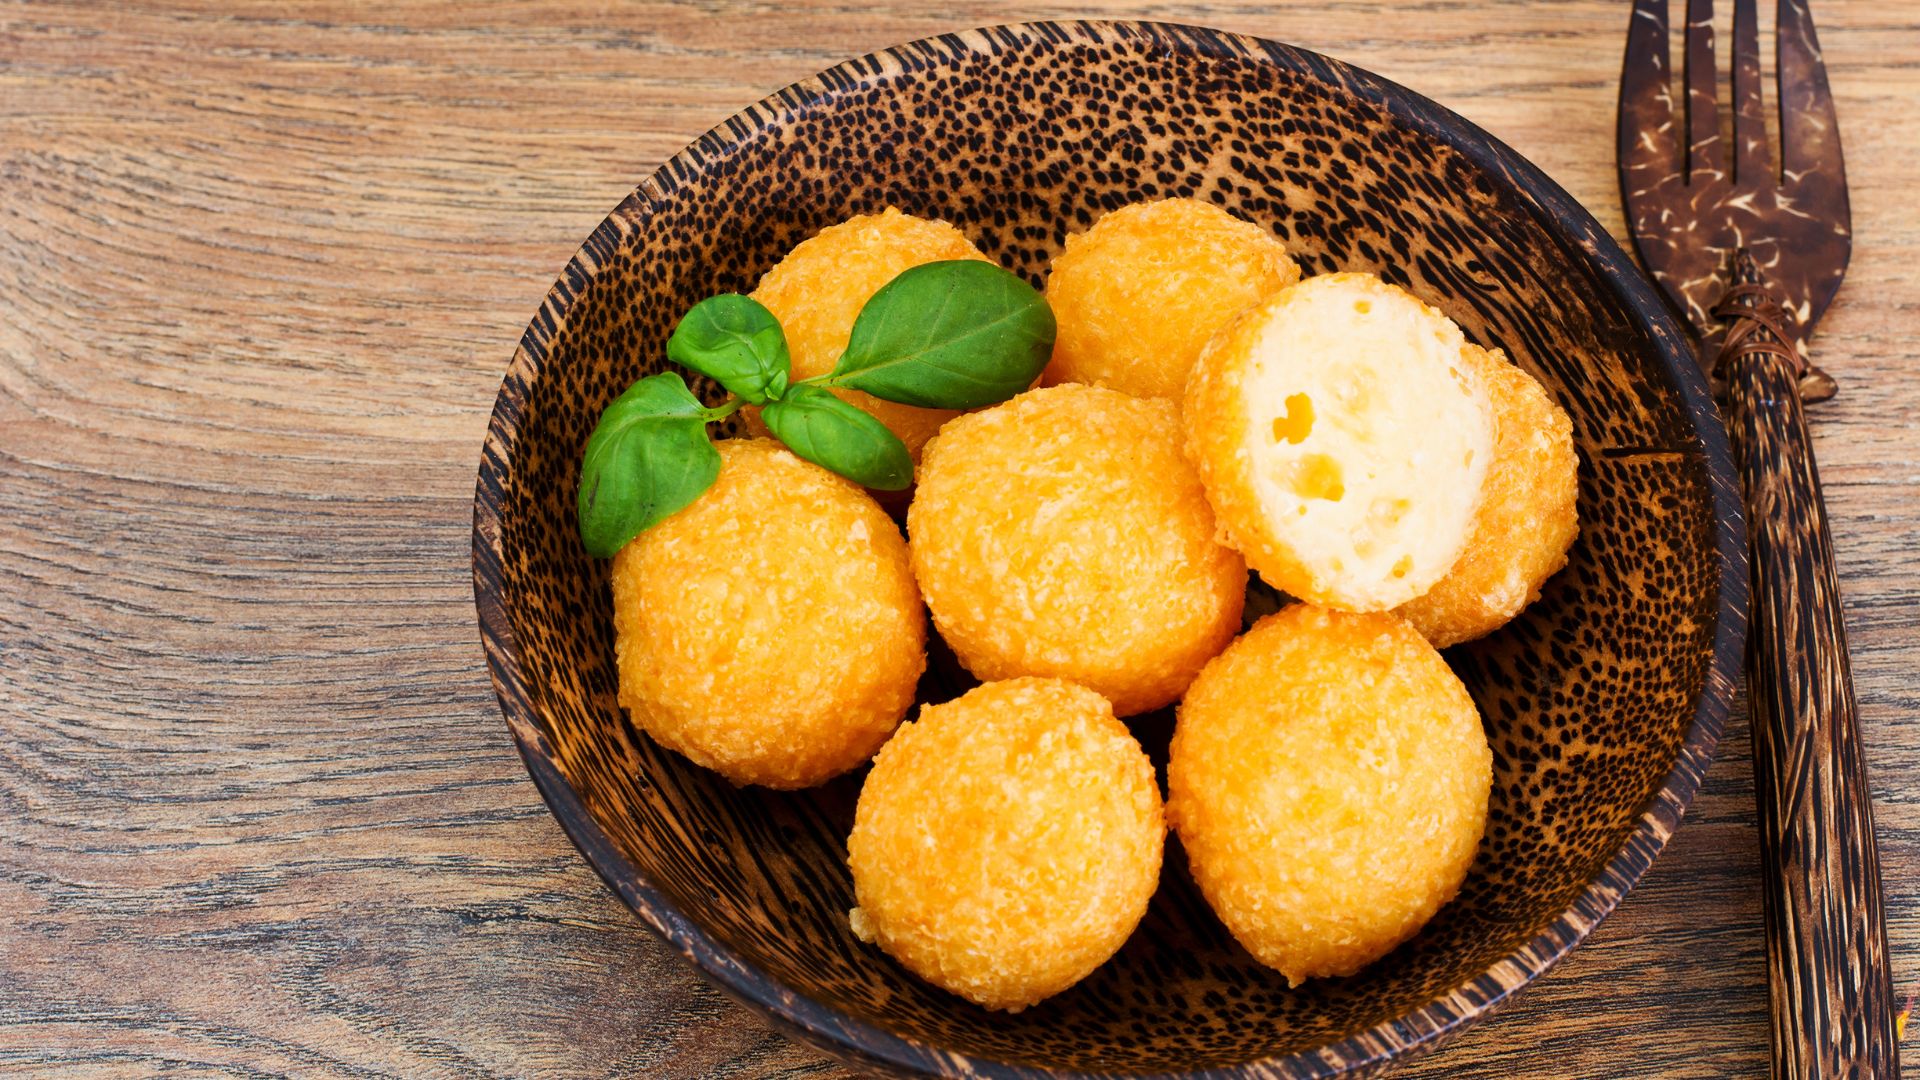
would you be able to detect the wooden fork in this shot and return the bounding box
[1618,1,1895,1075]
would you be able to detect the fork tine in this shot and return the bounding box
[1619,0,1678,181]
[1732,0,1771,184]
[1777,0,1844,183]
[1686,0,1724,180]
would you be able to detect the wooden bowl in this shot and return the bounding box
[473,20,1745,1077]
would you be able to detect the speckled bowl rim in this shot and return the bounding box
[472,19,1749,1079]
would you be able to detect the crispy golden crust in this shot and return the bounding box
[1183,272,1494,611]
[1395,346,1580,647]
[1184,296,1319,604]
[908,384,1247,716]
[747,207,988,460]
[1042,198,1300,402]
[1168,605,1491,985]
[847,678,1165,1011]
[610,440,925,789]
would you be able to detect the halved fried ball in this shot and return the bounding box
[908,383,1246,716]
[848,678,1164,1011]
[610,439,924,789]
[1395,345,1580,647]
[748,207,989,460]
[1168,604,1491,986]
[1043,198,1300,402]
[1184,272,1496,611]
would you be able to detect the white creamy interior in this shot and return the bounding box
[1238,278,1494,609]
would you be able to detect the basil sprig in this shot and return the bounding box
[577,259,1054,557]
[820,261,1056,408]
[575,373,726,558]
[762,384,914,491]
[665,294,790,403]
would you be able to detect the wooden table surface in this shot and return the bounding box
[4,2,1917,1076]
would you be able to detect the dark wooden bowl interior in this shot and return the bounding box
[473,21,1745,1078]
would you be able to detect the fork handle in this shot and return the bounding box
[1719,275,1899,1078]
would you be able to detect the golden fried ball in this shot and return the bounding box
[1042,198,1300,402]
[1184,272,1496,612]
[1168,604,1491,986]
[1395,346,1580,647]
[610,439,924,789]
[848,678,1165,1011]
[908,384,1246,716]
[748,207,990,460]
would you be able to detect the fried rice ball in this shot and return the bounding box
[610,439,924,789]
[848,678,1165,1011]
[1184,272,1496,612]
[1395,345,1580,647]
[1168,604,1491,986]
[748,207,990,461]
[908,383,1247,716]
[1043,198,1300,402]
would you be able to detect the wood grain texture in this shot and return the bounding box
[2,2,1917,1077]
[1726,311,1896,1077]
[1620,0,1853,359]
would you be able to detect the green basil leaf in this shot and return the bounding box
[665,294,791,403]
[576,372,721,558]
[829,260,1055,409]
[759,384,913,491]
